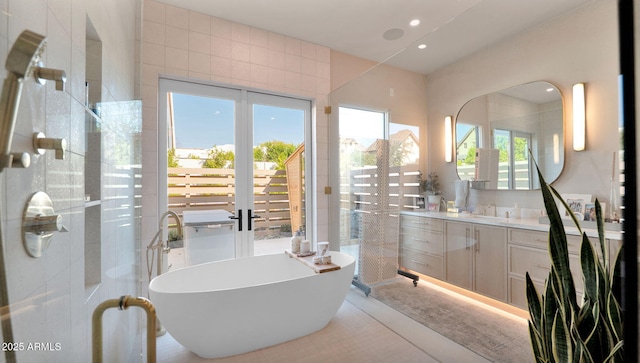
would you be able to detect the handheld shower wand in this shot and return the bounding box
[0,30,47,172]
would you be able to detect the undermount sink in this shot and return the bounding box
[467,214,509,222]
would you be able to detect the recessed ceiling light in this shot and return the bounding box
[546,88,555,92]
[418,44,427,50]
[410,19,420,27]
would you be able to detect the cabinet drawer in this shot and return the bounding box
[509,228,581,254]
[509,275,584,309]
[400,248,443,279]
[401,215,443,232]
[508,245,583,292]
[400,229,444,255]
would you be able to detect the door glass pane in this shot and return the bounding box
[167,91,238,266]
[252,103,306,255]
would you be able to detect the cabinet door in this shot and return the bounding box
[473,224,507,301]
[445,221,473,289]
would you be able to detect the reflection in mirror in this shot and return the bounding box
[455,82,564,190]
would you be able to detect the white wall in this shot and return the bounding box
[0,0,141,362]
[140,0,332,254]
[426,0,619,210]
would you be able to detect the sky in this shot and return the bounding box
[172,94,420,150]
[172,92,305,149]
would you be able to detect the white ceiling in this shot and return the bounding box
[154,0,593,75]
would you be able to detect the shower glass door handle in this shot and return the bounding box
[229,209,242,231]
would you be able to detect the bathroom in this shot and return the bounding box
[0,0,635,362]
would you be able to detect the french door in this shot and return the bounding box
[158,78,312,258]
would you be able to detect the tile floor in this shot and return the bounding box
[158,240,511,362]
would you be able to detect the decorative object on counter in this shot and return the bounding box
[300,239,311,254]
[419,172,440,195]
[446,200,458,213]
[526,160,622,362]
[317,242,329,256]
[420,172,443,211]
[313,254,332,265]
[290,229,302,253]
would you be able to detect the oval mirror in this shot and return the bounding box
[455,81,564,190]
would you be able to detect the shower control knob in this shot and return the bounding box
[22,191,69,258]
[33,132,66,160]
[26,214,68,234]
[1,152,30,169]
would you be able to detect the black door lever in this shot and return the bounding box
[229,209,242,231]
[248,209,260,231]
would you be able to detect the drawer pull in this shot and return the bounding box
[534,263,550,270]
[533,238,546,243]
[411,237,431,243]
[410,259,429,266]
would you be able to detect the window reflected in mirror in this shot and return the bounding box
[455,81,564,190]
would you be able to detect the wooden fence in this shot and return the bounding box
[167,167,292,239]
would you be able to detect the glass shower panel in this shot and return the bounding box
[338,107,385,280]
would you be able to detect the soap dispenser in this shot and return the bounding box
[513,203,520,219]
[290,229,301,253]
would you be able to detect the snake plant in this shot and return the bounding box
[526,165,624,362]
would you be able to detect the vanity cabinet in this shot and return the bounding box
[399,215,444,279]
[507,228,583,309]
[445,221,507,301]
[398,212,622,311]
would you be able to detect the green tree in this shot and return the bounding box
[254,141,297,170]
[203,146,235,168]
[514,137,528,161]
[458,145,476,166]
[168,148,179,167]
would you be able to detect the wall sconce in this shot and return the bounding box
[572,83,586,151]
[444,116,453,162]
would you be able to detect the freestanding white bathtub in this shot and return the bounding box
[149,251,355,358]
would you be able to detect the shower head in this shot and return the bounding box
[5,30,47,78]
[0,30,47,171]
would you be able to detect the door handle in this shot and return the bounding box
[248,209,260,231]
[229,209,242,231]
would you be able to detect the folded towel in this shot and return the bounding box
[454,180,469,210]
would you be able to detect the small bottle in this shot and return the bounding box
[300,240,311,254]
[291,230,301,253]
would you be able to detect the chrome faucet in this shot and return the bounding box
[145,210,182,337]
[146,210,183,279]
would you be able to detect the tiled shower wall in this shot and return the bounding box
[140,0,332,257]
[0,0,141,362]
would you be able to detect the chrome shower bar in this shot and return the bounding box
[0,30,68,172]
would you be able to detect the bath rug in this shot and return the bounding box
[370,280,533,363]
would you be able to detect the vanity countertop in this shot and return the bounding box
[401,211,622,241]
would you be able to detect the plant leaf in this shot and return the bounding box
[580,233,598,302]
[551,310,572,363]
[526,272,543,330]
